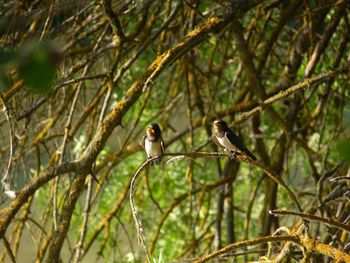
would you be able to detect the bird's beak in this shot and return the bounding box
[147,127,155,136]
[213,124,220,132]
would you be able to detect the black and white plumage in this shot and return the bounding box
[141,123,164,165]
[212,120,257,161]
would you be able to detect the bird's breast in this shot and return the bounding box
[217,135,237,151]
[145,139,162,157]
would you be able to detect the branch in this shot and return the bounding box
[47,171,89,262]
[193,234,299,263]
[2,236,16,263]
[0,0,267,244]
[234,64,350,125]
[148,162,240,255]
[0,94,14,195]
[0,161,78,239]
[193,233,350,263]
[166,151,303,214]
[129,157,158,263]
[167,64,350,155]
[330,176,350,182]
[102,0,125,39]
[77,12,235,169]
[72,177,94,263]
[270,209,350,233]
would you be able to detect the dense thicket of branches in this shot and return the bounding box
[0,0,349,262]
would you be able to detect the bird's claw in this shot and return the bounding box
[229,151,237,159]
[148,156,162,166]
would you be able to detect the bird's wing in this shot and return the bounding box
[212,134,221,148]
[225,131,245,150]
[225,131,256,160]
[140,135,146,149]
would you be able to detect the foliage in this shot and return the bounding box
[0,0,349,262]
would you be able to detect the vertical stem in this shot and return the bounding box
[0,94,14,193]
[130,159,156,263]
[72,177,93,263]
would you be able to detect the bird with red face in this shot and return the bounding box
[141,123,164,165]
[212,120,256,161]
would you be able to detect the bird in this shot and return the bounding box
[141,123,165,165]
[212,120,257,161]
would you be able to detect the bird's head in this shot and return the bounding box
[213,120,228,132]
[147,123,161,138]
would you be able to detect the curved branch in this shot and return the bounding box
[234,64,350,125]
[129,157,157,263]
[0,161,78,239]
[0,0,269,243]
[193,234,299,263]
[270,209,350,233]
[166,151,303,214]
[0,94,14,193]
[148,161,239,255]
[0,9,232,240]
[167,64,350,154]
[148,151,303,254]
[193,233,350,263]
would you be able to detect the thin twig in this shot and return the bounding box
[192,234,299,263]
[55,73,108,89]
[330,176,350,182]
[39,0,55,40]
[270,209,350,233]
[234,65,349,126]
[53,27,107,230]
[129,157,158,263]
[0,94,14,194]
[165,151,304,218]
[72,176,93,263]
[102,0,125,39]
[2,236,16,263]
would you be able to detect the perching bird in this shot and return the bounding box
[212,120,257,161]
[141,123,165,165]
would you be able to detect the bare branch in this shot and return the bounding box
[129,157,158,262]
[270,209,350,233]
